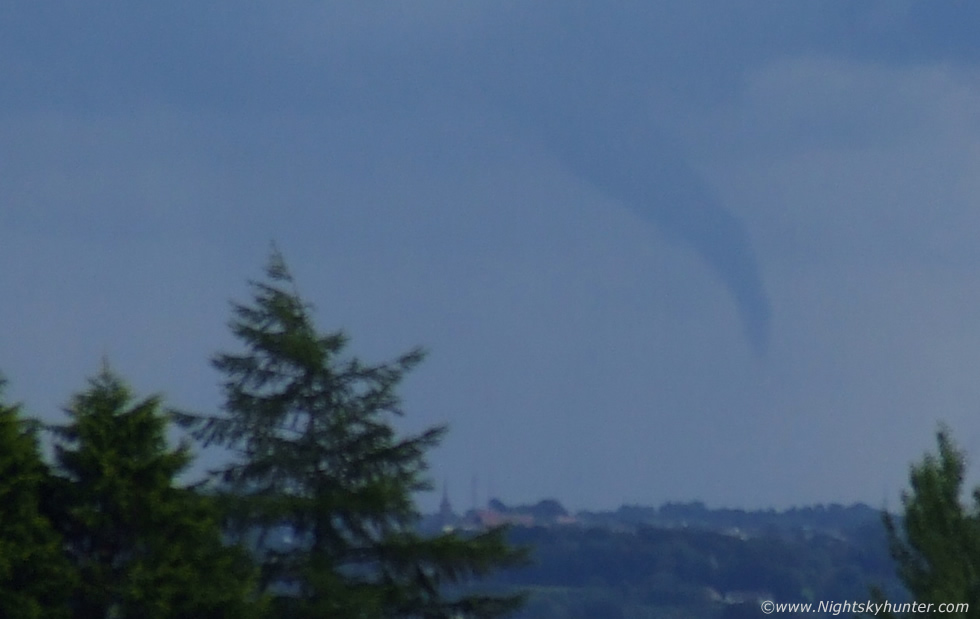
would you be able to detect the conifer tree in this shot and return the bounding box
[874,426,980,618]
[49,367,262,619]
[0,377,74,619]
[179,251,525,618]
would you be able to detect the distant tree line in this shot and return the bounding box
[578,500,885,535]
[0,252,525,618]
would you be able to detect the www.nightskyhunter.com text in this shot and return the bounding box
[760,599,969,615]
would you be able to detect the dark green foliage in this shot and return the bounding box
[0,377,74,619]
[876,426,980,618]
[178,251,526,617]
[49,368,262,619]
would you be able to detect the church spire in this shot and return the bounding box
[438,481,455,528]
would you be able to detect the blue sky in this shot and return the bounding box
[4,2,980,511]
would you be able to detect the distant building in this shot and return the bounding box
[436,482,458,531]
[472,509,535,529]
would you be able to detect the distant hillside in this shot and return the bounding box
[437,499,906,619]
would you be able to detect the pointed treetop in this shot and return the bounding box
[266,242,292,282]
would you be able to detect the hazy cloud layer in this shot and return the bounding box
[3,3,980,509]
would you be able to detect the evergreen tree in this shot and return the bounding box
[875,426,980,618]
[49,367,262,619]
[178,251,526,618]
[0,376,74,619]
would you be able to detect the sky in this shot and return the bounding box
[4,1,980,512]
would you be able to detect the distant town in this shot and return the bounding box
[423,487,886,538]
[421,494,906,619]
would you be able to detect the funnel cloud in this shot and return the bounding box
[473,8,773,354]
[529,103,772,354]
